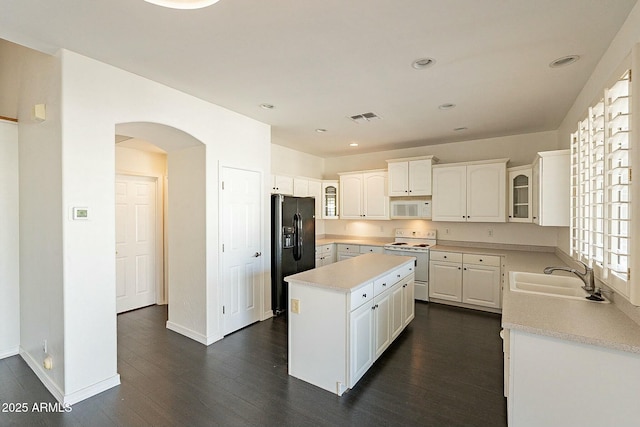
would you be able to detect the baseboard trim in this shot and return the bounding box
[20,348,121,406]
[166,321,222,346]
[0,346,19,360]
[20,348,65,403]
[63,374,121,406]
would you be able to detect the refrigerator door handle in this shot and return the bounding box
[293,213,303,261]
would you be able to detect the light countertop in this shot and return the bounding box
[499,250,640,354]
[315,236,392,247]
[285,253,415,292]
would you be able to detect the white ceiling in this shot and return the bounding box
[0,0,637,157]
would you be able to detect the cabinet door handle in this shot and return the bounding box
[479,259,483,262]
[362,293,367,298]
[397,274,401,278]
[382,283,386,287]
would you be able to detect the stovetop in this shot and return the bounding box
[384,229,437,251]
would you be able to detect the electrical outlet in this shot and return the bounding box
[291,299,300,314]
[444,228,450,235]
[43,339,47,353]
[487,229,494,237]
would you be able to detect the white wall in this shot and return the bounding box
[166,145,207,342]
[324,131,559,178]
[17,47,66,398]
[0,120,19,359]
[322,130,561,246]
[56,49,270,403]
[271,144,324,179]
[556,1,640,255]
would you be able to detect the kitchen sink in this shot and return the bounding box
[509,271,609,302]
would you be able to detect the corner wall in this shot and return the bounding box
[0,120,19,359]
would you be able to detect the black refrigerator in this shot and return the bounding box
[271,194,316,315]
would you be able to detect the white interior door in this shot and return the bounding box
[222,167,262,335]
[115,175,157,313]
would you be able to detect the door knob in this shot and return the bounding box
[254,252,262,257]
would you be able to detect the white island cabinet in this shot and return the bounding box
[285,253,415,396]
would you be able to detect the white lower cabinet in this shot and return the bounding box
[315,244,335,267]
[507,329,640,427]
[351,274,414,386]
[349,301,375,386]
[462,254,501,309]
[429,250,502,310]
[429,251,463,301]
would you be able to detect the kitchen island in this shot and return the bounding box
[285,253,416,396]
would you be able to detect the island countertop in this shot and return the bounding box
[285,253,415,292]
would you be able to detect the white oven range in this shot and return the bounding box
[383,229,436,301]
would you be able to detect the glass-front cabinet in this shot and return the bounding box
[508,166,532,223]
[322,181,339,219]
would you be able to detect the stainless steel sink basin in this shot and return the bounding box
[509,271,609,302]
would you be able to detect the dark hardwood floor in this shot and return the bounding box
[0,302,507,426]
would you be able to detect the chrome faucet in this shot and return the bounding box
[543,260,596,293]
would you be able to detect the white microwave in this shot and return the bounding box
[390,199,432,219]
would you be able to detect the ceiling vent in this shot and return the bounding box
[348,112,381,123]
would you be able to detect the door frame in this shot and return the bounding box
[218,163,266,335]
[115,172,166,305]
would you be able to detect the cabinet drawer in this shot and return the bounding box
[463,253,501,267]
[317,244,333,254]
[338,244,359,253]
[359,245,383,254]
[374,273,395,295]
[350,283,374,311]
[430,251,462,263]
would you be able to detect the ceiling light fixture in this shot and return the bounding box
[411,58,436,70]
[260,103,275,110]
[315,128,327,133]
[144,0,221,9]
[438,103,456,110]
[349,143,359,147]
[549,55,580,68]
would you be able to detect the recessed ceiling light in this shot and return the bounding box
[549,55,580,68]
[438,103,456,110]
[412,58,436,70]
[144,0,221,9]
[454,127,468,131]
[259,103,275,110]
[315,128,327,133]
[349,143,359,147]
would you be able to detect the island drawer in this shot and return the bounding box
[350,283,374,311]
[374,273,395,295]
[430,251,462,263]
[463,254,501,267]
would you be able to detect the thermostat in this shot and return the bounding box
[72,207,89,220]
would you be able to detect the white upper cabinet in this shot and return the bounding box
[339,170,389,220]
[432,165,467,221]
[508,166,532,223]
[308,179,322,219]
[293,177,309,197]
[532,150,570,226]
[271,174,294,195]
[432,159,508,223]
[386,156,438,197]
[321,181,339,219]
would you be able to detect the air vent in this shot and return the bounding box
[348,112,382,123]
